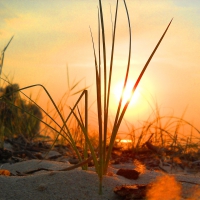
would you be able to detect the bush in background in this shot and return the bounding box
[0,83,42,140]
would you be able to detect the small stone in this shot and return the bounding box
[116,168,140,179]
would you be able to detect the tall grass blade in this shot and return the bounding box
[0,36,14,75]
[0,81,83,161]
[104,0,131,173]
[105,18,173,173]
[70,107,99,171]
[110,1,131,154]
[91,7,104,194]
[98,3,107,184]
[104,0,119,165]
[89,25,102,158]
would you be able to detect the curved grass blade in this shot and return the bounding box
[0,80,83,160]
[0,36,14,75]
[69,107,99,172]
[105,18,173,173]
[104,0,119,166]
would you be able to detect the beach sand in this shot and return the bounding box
[0,159,200,200]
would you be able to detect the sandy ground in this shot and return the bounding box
[0,159,200,200]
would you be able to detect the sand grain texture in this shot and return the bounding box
[0,160,200,200]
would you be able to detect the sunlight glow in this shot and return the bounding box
[120,139,132,143]
[113,81,140,106]
[115,139,132,143]
[115,138,133,150]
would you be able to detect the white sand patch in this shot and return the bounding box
[0,160,199,200]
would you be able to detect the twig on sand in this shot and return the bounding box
[59,155,93,171]
[15,156,94,176]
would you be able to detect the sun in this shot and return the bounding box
[113,80,140,106]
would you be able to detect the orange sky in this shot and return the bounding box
[1,0,200,136]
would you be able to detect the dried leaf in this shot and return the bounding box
[0,169,10,176]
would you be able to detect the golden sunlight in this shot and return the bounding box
[115,138,133,150]
[120,139,132,143]
[113,80,140,106]
[115,138,132,143]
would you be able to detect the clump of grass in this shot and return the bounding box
[0,79,87,162]
[123,101,200,156]
[119,98,200,165]
[87,0,172,193]
[0,0,174,195]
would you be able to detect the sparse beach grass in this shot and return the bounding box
[0,0,200,197]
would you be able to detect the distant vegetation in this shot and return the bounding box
[0,83,42,140]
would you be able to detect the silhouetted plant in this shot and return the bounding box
[20,102,42,140]
[0,83,43,140]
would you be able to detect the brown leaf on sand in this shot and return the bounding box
[114,184,151,200]
[0,169,10,176]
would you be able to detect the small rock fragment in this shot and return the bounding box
[116,168,140,179]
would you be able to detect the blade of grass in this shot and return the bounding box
[104,0,131,174]
[0,80,83,161]
[90,20,103,193]
[0,36,14,76]
[104,0,119,167]
[105,18,173,173]
[98,3,107,184]
[112,0,131,131]
[69,106,99,172]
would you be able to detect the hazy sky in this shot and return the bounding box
[1,0,200,134]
